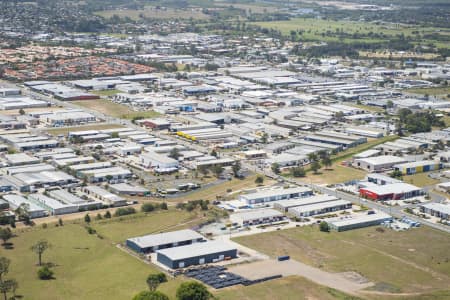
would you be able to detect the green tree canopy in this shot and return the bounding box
[176,281,212,300]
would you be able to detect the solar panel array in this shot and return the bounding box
[183,266,282,289]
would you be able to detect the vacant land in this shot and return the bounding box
[91,89,121,97]
[253,18,449,48]
[45,123,124,136]
[91,209,199,243]
[217,275,363,300]
[72,99,160,119]
[233,226,450,295]
[95,7,209,20]
[0,222,184,300]
[403,172,441,187]
[305,164,367,185]
[406,87,450,98]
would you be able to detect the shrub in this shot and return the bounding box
[141,203,155,213]
[114,207,136,217]
[319,221,330,232]
[37,266,54,280]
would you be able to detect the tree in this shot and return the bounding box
[169,148,181,160]
[58,218,63,226]
[104,211,112,218]
[31,239,51,266]
[212,165,224,178]
[198,165,209,177]
[307,153,318,162]
[210,149,218,158]
[0,279,15,300]
[0,257,10,282]
[146,273,167,291]
[271,163,281,175]
[319,221,330,232]
[141,203,155,213]
[260,132,269,144]
[37,266,54,280]
[84,214,91,224]
[291,167,306,177]
[321,156,332,170]
[160,202,168,210]
[255,175,264,185]
[0,228,12,248]
[18,108,25,115]
[14,203,31,225]
[310,161,321,174]
[386,100,394,108]
[133,291,169,300]
[176,281,212,300]
[232,161,242,178]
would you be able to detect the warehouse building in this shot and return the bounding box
[28,193,79,215]
[229,209,285,226]
[288,200,352,218]
[239,187,313,205]
[419,203,450,220]
[156,240,237,269]
[140,151,179,173]
[82,185,127,207]
[273,195,339,212]
[109,183,150,196]
[393,160,442,175]
[2,194,47,218]
[80,166,132,183]
[360,182,423,201]
[327,212,393,231]
[127,229,205,254]
[48,189,102,210]
[353,155,408,172]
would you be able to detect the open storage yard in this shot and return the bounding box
[233,226,450,296]
[72,99,161,119]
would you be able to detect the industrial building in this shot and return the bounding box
[327,211,393,231]
[239,187,313,205]
[353,155,408,172]
[140,151,179,173]
[109,183,150,196]
[273,194,339,212]
[126,229,205,254]
[288,200,352,218]
[27,193,79,215]
[48,189,103,210]
[393,160,442,175]
[2,194,47,218]
[229,209,285,226]
[419,203,450,220]
[82,185,127,207]
[359,182,423,201]
[156,240,237,269]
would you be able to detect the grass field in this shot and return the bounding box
[91,89,121,97]
[72,99,160,119]
[45,123,125,136]
[305,164,367,184]
[91,209,199,243]
[216,276,363,300]
[95,7,209,20]
[252,18,450,49]
[0,222,184,300]
[170,174,276,202]
[233,226,450,295]
[406,87,450,98]
[403,172,441,187]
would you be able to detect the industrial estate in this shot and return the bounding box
[0,0,449,300]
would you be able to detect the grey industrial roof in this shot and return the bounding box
[273,195,339,209]
[328,212,392,227]
[128,229,204,248]
[230,208,283,222]
[288,199,351,214]
[156,240,236,260]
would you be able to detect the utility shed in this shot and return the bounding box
[126,229,205,254]
[156,241,237,269]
